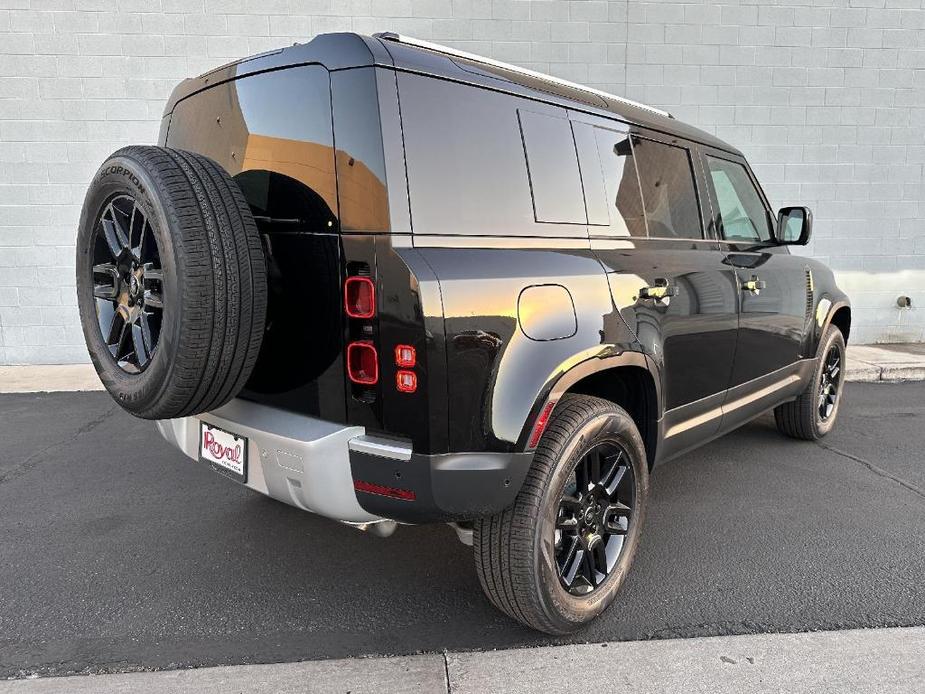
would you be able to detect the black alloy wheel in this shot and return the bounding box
[474,394,648,634]
[91,194,164,373]
[818,345,841,421]
[555,441,635,595]
[77,146,267,419]
[773,323,846,440]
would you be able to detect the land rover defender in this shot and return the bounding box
[76,33,851,634]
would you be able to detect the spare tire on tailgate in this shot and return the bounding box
[76,146,267,420]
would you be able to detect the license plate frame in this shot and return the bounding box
[199,422,248,484]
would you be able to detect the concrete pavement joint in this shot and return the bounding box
[442,650,451,694]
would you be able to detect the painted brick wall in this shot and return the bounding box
[1,0,923,364]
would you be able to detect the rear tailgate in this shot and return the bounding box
[163,64,445,453]
[164,64,346,423]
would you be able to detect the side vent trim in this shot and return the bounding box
[804,268,814,325]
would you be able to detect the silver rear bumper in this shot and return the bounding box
[155,398,388,524]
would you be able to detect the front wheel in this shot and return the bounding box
[774,324,846,440]
[473,395,649,634]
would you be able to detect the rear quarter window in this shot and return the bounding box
[517,110,586,224]
[398,73,586,237]
[331,68,390,232]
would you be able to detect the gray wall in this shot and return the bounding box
[1,0,923,364]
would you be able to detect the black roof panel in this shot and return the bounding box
[163,32,740,156]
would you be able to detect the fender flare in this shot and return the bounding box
[514,349,662,451]
[816,298,851,346]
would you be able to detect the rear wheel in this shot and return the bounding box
[474,395,648,634]
[774,324,846,440]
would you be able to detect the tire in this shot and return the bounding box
[76,146,267,420]
[474,395,649,634]
[774,324,846,440]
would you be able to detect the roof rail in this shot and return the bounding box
[374,32,673,120]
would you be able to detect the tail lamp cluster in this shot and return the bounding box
[344,275,418,394]
[345,276,378,386]
[394,344,417,393]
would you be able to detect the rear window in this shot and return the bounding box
[398,73,586,237]
[573,124,701,240]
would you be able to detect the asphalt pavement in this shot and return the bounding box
[1,383,924,678]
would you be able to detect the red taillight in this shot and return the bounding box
[528,400,557,449]
[394,344,416,368]
[396,369,417,393]
[354,479,416,501]
[344,276,375,318]
[347,340,378,384]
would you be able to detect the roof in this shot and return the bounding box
[163,32,740,157]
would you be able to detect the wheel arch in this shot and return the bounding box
[813,298,851,354]
[828,304,851,343]
[518,352,661,469]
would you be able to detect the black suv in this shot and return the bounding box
[76,32,851,634]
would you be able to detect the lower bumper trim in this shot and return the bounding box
[349,448,534,523]
[155,398,382,524]
[155,398,535,526]
[348,435,413,461]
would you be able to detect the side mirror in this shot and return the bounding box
[776,206,812,245]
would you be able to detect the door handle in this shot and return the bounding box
[742,275,767,295]
[639,279,680,301]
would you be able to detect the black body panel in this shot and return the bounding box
[349,449,533,522]
[414,244,639,454]
[158,33,851,523]
[597,238,740,412]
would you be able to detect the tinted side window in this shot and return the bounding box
[594,128,647,237]
[632,137,703,240]
[705,156,772,242]
[518,110,586,224]
[571,122,609,226]
[331,68,389,232]
[398,74,535,236]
